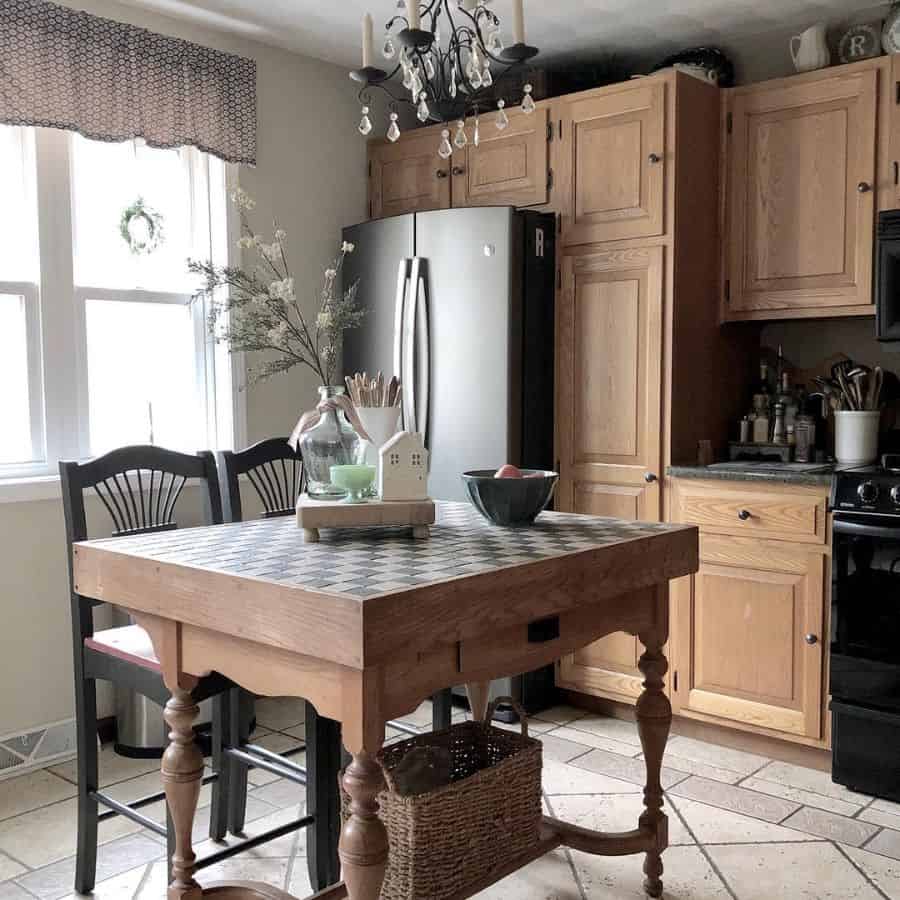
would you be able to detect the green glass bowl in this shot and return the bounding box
[330,465,376,503]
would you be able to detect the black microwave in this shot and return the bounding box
[877,209,900,341]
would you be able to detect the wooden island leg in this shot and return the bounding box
[465,681,491,722]
[340,752,388,900]
[636,621,672,900]
[162,684,204,900]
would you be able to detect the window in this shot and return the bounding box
[0,125,241,481]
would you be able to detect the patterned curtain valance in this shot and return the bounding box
[0,0,257,164]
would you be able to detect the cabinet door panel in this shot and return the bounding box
[558,83,666,245]
[725,69,877,317]
[369,131,450,218]
[557,245,663,519]
[556,246,663,704]
[672,536,825,739]
[453,108,548,208]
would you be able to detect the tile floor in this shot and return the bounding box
[0,698,899,899]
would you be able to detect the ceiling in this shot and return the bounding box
[121,0,889,70]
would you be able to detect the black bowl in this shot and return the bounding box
[461,470,559,526]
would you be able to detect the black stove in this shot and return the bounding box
[829,455,900,801]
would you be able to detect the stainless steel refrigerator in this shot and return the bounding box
[342,206,557,718]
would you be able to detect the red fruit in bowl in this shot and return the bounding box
[494,464,523,479]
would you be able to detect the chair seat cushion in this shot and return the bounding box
[85,625,161,673]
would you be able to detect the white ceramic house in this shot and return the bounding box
[378,431,429,501]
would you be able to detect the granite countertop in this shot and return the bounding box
[667,463,835,486]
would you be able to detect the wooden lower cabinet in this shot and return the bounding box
[670,533,827,742]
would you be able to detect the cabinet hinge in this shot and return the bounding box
[556,211,562,234]
[368,200,373,218]
[368,160,372,177]
[547,121,553,142]
[726,111,733,134]
[673,671,679,692]
[896,81,900,105]
[556,267,561,290]
[547,168,554,191]
[724,279,731,304]
[558,119,563,140]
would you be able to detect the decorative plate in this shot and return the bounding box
[838,22,883,63]
[883,4,900,53]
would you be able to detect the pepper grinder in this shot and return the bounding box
[772,402,787,445]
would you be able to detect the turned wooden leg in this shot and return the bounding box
[465,681,491,722]
[340,752,388,900]
[162,687,204,900]
[636,629,671,899]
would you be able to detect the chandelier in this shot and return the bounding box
[351,0,539,158]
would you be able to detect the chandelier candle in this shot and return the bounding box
[362,13,374,68]
[406,0,421,30]
[512,0,525,45]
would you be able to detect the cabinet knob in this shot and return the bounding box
[737,509,752,520]
[857,181,872,193]
[436,169,448,179]
[451,166,466,176]
[804,633,819,645]
[644,472,658,483]
[648,153,662,164]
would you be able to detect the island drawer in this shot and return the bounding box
[671,479,828,544]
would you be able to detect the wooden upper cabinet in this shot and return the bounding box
[557,245,663,522]
[369,129,450,219]
[556,81,666,246]
[671,535,826,740]
[452,107,549,208]
[723,66,879,319]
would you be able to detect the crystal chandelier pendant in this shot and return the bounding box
[482,65,493,87]
[450,64,458,98]
[473,115,480,147]
[469,65,483,89]
[417,92,430,123]
[358,105,373,136]
[387,112,401,142]
[382,34,396,59]
[424,55,436,79]
[496,99,509,130]
[491,31,504,52]
[453,119,468,148]
[521,83,536,114]
[410,69,423,98]
[438,129,453,159]
[402,63,413,90]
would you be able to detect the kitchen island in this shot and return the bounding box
[72,502,698,900]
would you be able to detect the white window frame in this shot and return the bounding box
[0,126,246,498]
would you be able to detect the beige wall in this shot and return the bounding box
[0,0,369,737]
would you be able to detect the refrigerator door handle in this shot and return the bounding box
[402,259,417,433]
[415,260,430,450]
[393,259,411,391]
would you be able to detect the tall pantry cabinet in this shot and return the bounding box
[553,71,753,703]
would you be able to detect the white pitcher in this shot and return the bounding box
[791,23,830,73]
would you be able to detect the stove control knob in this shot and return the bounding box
[857,481,879,504]
[891,485,900,505]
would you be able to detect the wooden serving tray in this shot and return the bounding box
[295,494,436,543]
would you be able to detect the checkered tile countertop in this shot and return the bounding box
[84,501,684,599]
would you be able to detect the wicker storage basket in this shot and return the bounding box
[342,697,543,900]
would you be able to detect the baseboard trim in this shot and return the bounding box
[561,691,832,773]
[0,717,77,781]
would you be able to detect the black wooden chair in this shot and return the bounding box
[216,439,454,878]
[59,445,322,894]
